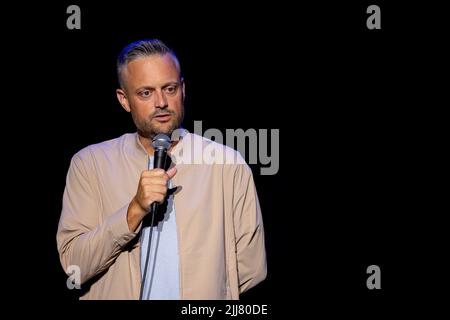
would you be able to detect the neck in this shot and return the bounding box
[138,135,155,156]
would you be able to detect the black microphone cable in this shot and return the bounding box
[139,154,156,300]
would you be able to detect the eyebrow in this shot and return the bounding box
[135,82,180,92]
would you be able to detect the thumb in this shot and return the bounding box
[166,166,177,179]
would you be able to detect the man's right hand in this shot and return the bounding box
[127,166,177,231]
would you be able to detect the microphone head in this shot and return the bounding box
[152,133,171,150]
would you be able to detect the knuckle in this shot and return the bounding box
[152,168,165,175]
[141,170,151,177]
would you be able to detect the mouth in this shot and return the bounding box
[153,113,172,122]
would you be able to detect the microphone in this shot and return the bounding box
[149,133,172,214]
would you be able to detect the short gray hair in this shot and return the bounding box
[117,39,181,88]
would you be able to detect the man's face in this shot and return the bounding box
[117,54,185,140]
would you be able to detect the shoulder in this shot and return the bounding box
[71,133,134,166]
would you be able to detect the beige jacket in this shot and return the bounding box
[57,132,266,299]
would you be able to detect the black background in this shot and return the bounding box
[4,0,447,318]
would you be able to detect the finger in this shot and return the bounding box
[153,194,165,204]
[144,184,167,196]
[141,169,165,178]
[141,177,168,186]
[143,193,165,207]
[166,166,177,179]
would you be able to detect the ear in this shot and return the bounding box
[181,78,186,102]
[116,88,131,112]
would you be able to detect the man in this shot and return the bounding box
[57,39,266,299]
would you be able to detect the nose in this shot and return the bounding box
[154,89,168,109]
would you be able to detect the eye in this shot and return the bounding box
[164,85,178,95]
[139,90,152,97]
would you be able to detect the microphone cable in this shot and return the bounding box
[139,155,156,300]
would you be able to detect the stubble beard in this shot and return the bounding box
[133,108,184,141]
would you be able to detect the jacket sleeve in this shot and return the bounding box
[56,151,140,285]
[233,164,267,294]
